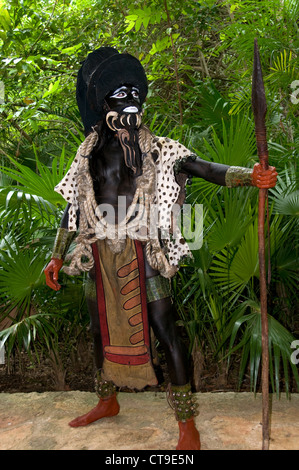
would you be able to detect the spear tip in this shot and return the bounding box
[252,38,267,122]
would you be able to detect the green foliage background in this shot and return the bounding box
[0,0,298,393]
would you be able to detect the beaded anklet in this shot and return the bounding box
[95,370,117,399]
[167,383,199,422]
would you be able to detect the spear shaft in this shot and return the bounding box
[251,38,270,450]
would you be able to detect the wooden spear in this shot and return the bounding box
[251,38,270,450]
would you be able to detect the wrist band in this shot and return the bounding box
[51,227,76,260]
[225,166,253,188]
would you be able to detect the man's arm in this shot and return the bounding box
[44,204,78,291]
[178,157,228,185]
[178,156,277,189]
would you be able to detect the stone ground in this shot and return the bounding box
[0,391,298,451]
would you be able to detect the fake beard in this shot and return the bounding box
[105,110,142,174]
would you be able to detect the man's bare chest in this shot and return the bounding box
[91,162,138,211]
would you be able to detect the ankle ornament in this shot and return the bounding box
[95,370,117,399]
[167,383,199,422]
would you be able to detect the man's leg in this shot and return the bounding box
[146,289,201,450]
[147,296,189,385]
[68,274,119,427]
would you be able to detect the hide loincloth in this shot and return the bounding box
[92,238,158,389]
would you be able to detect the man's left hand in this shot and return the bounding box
[251,163,277,189]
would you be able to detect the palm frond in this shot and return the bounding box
[274,190,299,216]
[0,146,71,206]
[0,313,60,363]
[194,113,256,167]
[210,218,259,291]
[223,300,299,395]
[0,240,48,315]
[185,80,231,131]
[266,50,297,89]
[206,187,256,252]
[0,187,58,232]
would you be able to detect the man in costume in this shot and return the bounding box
[44,47,277,450]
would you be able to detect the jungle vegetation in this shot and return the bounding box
[0,0,298,394]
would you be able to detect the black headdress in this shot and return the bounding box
[76,47,148,135]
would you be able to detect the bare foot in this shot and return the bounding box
[176,418,201,450]
[69,394,120,427]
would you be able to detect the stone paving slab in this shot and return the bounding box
[0,391,298,451]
